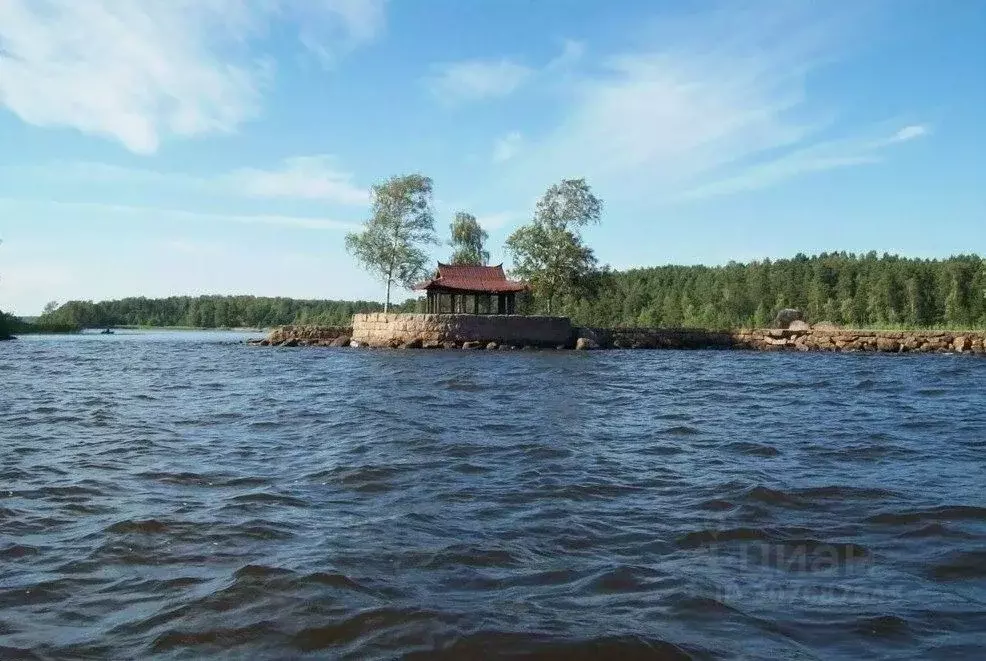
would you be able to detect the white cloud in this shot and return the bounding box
[494,4,925,204]
[427,40,584,103]
[294,0,388,66]
[492,132,524,163]
[428,59,534,102]
[0,197,359,231]
[678,125,926,200]
[891,125,928,143]
[7,155,370,206]
[0,0,386,153]
[226,156,369,205]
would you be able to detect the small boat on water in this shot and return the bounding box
[100,328,114,335]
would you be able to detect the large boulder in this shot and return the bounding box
[329,335,351,347]
[788,320,811,331]
[773,308,804,329]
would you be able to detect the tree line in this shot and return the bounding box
[562,253,986,329]
[12,176,986,333]
[26,253,986,332]
[34,295,396,330]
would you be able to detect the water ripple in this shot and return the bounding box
[1,332,984,659]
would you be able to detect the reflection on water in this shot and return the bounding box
[1,333,984,659]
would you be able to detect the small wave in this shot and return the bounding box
[867,505,986,525]
[665,425,701,436]
[794,485,897,500]
[407,633,698,661]
[896,523,975,539]
[228,492,309,508]
[291,608,444,652]
[853,615,913,638]
[741,485,801,506]
[420,546,522,570]
[0,544,41,560]
[676,527,770,548]
[437,378,486,392]
[724,441,780,457]
[927,550,986,580]
[151,622,281,654]
[233,564,295,581]
[583,565,668,594]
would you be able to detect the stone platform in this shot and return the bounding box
[351,313,572,348]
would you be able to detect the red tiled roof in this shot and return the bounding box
[415,263,527,293]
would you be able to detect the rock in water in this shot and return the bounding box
[774,308,804,329]
[575,337,598,350]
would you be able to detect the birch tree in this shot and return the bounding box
[505,178,602,314]
[345,174,437,312]
[449,212,489,265]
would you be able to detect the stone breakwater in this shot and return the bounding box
[249,316,986,355]
[252,325,352,347]
[590,327,986,354]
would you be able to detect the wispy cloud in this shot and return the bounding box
[890,125,928,143]
[494,4,925,205]
[679,124,930,200]
[0,197,360,231]
[427,59,534,102]
[0,0,387,154]
[427,40,584,103]
[7,155,370,206]
[492,132,524,163]
[225,156,369,205]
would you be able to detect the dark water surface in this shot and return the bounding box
[2,331,985,659]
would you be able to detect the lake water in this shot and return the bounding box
[1,331,985,659]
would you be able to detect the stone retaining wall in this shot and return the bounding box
[351,313,573,348]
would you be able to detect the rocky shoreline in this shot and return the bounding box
[250,324,986,355]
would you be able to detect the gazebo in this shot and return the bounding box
[415,263,527,314]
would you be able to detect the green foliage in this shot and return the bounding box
[345,174,437,311]
[448,212,489,265]
[505,178,603,314]
[561,252,986,330]
[36,295,390,330]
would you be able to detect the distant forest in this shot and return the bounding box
[29,253,986,331]
[565,252,986,330]
[36,296,396,330]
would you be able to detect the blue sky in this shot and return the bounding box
[0,0,984,314]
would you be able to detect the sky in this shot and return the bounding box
[0,0,984,315]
